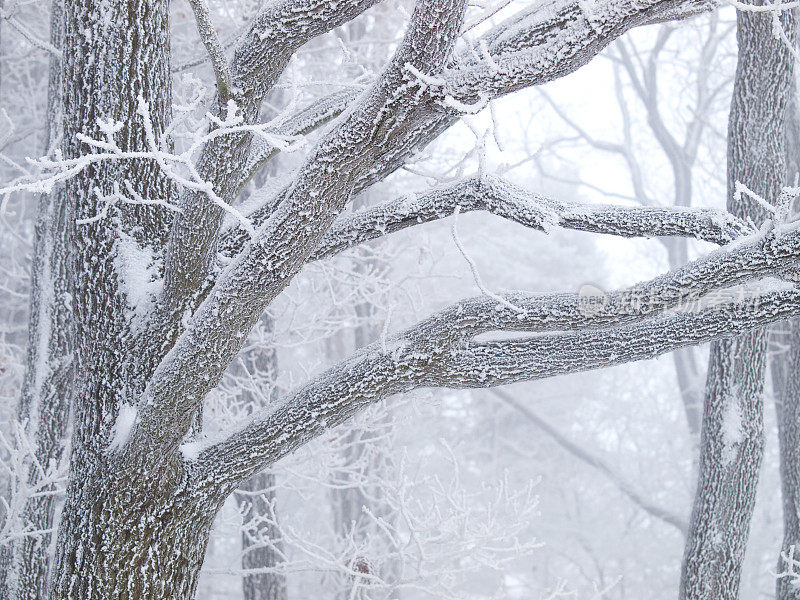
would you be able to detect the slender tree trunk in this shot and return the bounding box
[667,240,703,443]
[328,193,400,600]
[679,6,797,599]
[774,320,800,600]
[234,317,288,600]
[6,3,72,598]
[237,471,287,600]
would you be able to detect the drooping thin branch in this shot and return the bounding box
[490,388,688,535]
[1,14,61,58]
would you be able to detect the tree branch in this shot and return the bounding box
[194,284,800,492]
[186,0,233,100]
[191,222,800,486]
[155,0,388,355]
[126,0,470,472]
[219,0,715,258]
[310,175,753,262]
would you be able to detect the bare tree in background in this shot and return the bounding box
[1,0,800,599]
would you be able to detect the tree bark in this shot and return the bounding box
[48,1,188,597]
[679,6,797,599]
[7,2,71,598]
[51,472,220,600]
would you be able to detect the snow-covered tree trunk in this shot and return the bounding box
[6,3,72,598]
[48,1,191,596]
[679,6,797,599]
[233,321,287,600]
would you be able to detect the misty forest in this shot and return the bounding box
[3,0,800,598]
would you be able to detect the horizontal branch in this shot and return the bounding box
[192,215,800,487]
[194,285,800,491]
[440,0,707,104]
[311,176,754,261]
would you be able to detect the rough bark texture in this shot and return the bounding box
[679,6,797,599]
[6,0,800,597]
[7,3,71,598]
[49,0,185,596]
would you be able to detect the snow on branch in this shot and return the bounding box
[216,0,720,258]
[438,0,710,109]
[125,0,471,471]
[0,98,307,235]
[310,176,754,262]
[194,280,800,489]
[236,88,360,195]
[192,221,800,486]
[230,0,385,98]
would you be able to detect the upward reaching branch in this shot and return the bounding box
[127,0,470,471]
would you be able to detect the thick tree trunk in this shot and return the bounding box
[679,6,797,600]
[51,470,219,599]
[48,1,189,597]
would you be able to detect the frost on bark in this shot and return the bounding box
[5,0,800,597]
[6,2,72,599]
[679,6,798,600]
